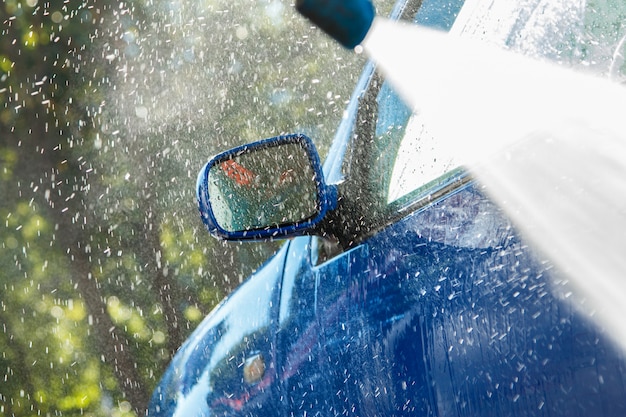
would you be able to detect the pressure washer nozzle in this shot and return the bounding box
[296,0,375,49]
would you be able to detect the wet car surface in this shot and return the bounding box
[148,0,626,415]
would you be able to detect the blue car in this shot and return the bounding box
[149,0,626,415]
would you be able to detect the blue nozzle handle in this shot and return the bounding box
[296,0,375,49]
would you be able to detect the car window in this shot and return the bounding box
[349,0,467,219]
[387,113,460,203]
[374,83,462,205]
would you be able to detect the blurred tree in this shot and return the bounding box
[1,0,364,415]
[1,1,151,414]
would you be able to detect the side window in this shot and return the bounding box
[386,111,461,204]
[370,82,412,203]
[373,85,462,206]
[357,0,467,213]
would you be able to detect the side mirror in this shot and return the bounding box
[196,134,337,240]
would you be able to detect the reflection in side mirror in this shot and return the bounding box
[197,134,336,240]
[208,142,318,231]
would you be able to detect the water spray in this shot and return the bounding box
[297,0,626,352]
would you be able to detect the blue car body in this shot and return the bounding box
[149,0,626,415]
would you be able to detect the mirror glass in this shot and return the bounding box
[208,142,320,232]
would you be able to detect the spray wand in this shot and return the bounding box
[295,0,375,49]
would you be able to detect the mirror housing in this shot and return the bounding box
[197,134,337,241]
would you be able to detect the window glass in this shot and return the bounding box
[369,82,412,204]
[387,112,461,203]
[372,83,461,205]
[350,0,467,216]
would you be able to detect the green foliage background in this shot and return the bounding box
[0,0,379,415]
